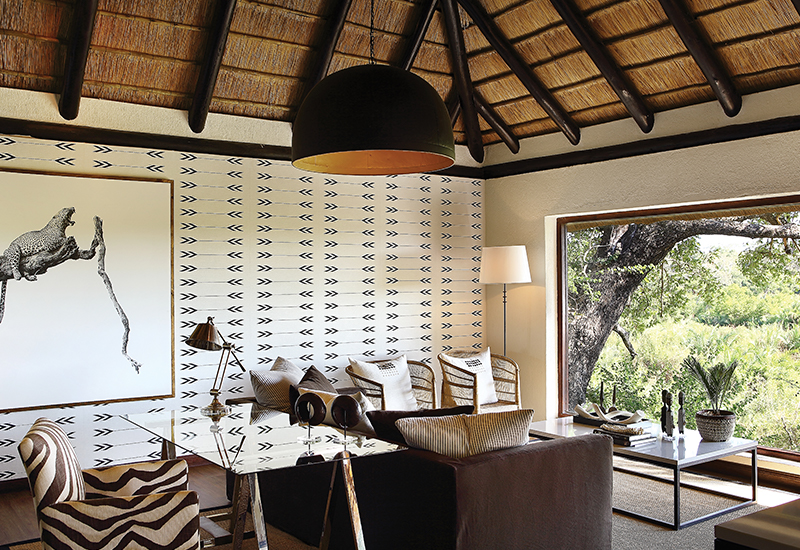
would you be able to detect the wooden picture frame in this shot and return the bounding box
[0,168,174,413]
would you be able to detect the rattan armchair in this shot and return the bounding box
[346,359,437,410]
[438,352,521,413]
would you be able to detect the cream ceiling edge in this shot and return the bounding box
[485,82,800,166]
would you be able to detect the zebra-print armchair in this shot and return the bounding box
[18,418,200,550]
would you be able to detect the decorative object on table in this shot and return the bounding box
[291,0,454,176]
[683,356,739,442]
[573,402,649,427]
[592,423,657,447]
[331,394,364,455]
[661,389,675,441]
[294,392,326,464]
[185,316,247,419]
[478,245,531,355]
[677,390,686,437]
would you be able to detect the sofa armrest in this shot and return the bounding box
[83,459,190,498]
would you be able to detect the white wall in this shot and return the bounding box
[485,128,800,420]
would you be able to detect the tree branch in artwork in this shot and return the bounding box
[0,207,141,373]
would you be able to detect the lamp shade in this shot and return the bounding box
[185,317,223,351]
[292,64,455,176]
[479,245,531,284]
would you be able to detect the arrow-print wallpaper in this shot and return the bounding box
[0,134,484,481]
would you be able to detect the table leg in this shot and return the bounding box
[751,448,758,502]
[319,451,366,550]
[673,466,681,529]
[161,438,176,460]
[230,474,251,550]
[248,473,269,550]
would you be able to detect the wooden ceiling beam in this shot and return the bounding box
[549,0,654,133]
[475,91,520,154]
[657,0,741,117]
[457,0,581,145]
[305,0,353,96]
[59,0,99,121]
[189,0,237,133]
[399,0,439,70]
[441,0,484,163]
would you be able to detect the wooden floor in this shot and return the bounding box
[0,462,230,546]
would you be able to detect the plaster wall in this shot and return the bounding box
[485,129,800,420]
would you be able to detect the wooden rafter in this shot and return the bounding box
[189,0,238,133]
[58,0,99,121]
[304,0,354,98]
[549,0,654,133]
[474,91,520,154]
[657,0,741,117]
[399,0,439,71]
[441,0,484,163]
[457,0,581,146]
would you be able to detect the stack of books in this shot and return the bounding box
[592,424,658,447]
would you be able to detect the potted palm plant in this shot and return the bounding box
[682,356,738,442]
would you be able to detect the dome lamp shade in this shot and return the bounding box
[292,64,455,176]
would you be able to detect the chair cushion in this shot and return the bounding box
[298,388,376,437]
[18,418,86,512]
[366,406,474,445]
[395,409,534,458]
[441,348,498,405]
[250,357,305,413]
[348,355,417,410]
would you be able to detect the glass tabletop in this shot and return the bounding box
[123,403,400,476]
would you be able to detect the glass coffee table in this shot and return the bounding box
[529,416,758,529]
[124,404,399,550]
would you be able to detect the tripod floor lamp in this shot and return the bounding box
[479,246,531,356]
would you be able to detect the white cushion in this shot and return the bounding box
[395,409,534,458]
[441,348,497,405]
[250,357,304,413]
[298,388,376,437]
[348,355,417,411]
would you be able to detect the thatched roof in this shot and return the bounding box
[2,0,799,161]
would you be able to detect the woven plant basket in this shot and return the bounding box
[695,410,736,442]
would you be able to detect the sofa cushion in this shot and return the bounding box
[250,357,304,413]
[366,406,474,445]
[396,409,534,458]
[289,365,337,414]
[298,388,376,437]
[348,355,417,410]
[441,348,497,405]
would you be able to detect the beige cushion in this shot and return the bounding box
[441,348,497,405]
[348,355,417,410]
[396,409,534,458]
[250,357,304,413]
[298,388,376,437]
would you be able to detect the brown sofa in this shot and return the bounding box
[257,433,613,550]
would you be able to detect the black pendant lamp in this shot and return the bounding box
[292,64,455,175]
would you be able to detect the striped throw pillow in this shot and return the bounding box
[250,357,304,413]
[396,409,534,458]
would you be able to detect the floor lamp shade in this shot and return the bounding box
[479,246,532,285]
[291,64,455,176]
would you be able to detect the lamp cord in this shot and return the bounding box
[369,0,375,64]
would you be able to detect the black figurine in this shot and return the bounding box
[677,391,686,436]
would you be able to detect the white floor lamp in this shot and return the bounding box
[479,245,531,356]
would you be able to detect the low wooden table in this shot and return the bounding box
[715,498,800,549]
[530,417,758,530]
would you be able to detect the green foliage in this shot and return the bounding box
[682,356,738,413]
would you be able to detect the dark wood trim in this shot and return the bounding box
[484,114,800,179]
[656,0,741,117]
[458,0,581,146]
[441,0,484,163]
[475,91,520,154]
[59,0,99,121]
[304,0,353,98]
[549,0,653,133]
[0,117,483,178]
[688,450,800,495]
[0,478,29,495]
[399,0,439,71]
[189,0,238,133]
[556,193,800,417]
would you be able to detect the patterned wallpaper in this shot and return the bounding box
[0,134,484,480]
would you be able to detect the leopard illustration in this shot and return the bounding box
[3,207,76,281]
